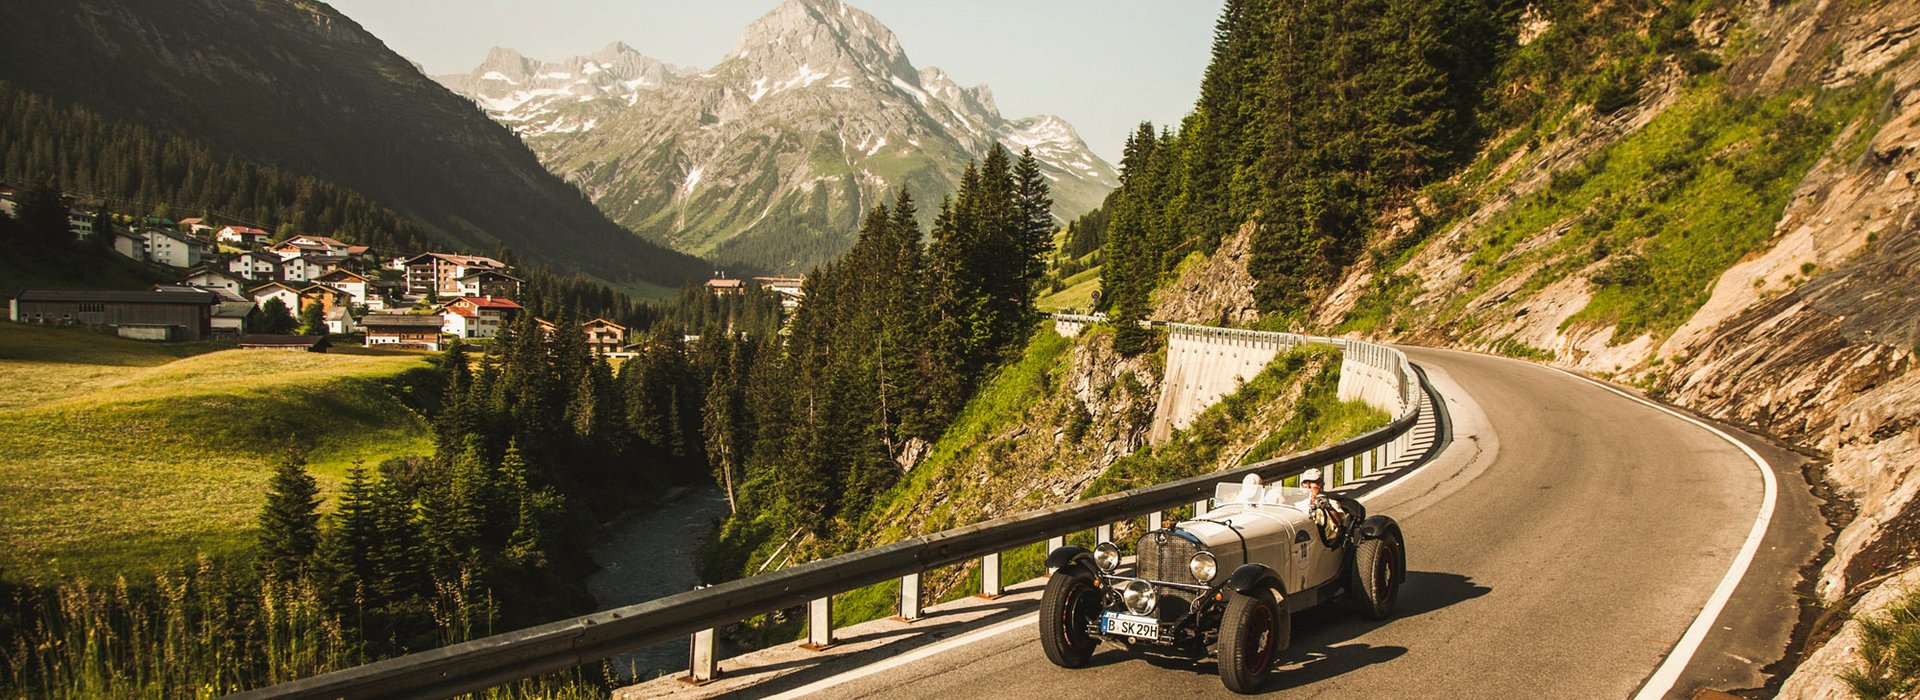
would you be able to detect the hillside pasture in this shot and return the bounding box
[0,323,439,584]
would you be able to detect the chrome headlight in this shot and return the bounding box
[1188,551,1217,583]
[1093,542,1121,572]
[1121,579,1157,616]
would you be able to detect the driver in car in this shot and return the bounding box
[1299,468,1362,545]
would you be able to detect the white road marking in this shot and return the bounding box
[760,616,1036,700]
[1559,371,1779,700]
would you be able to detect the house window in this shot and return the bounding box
[80,303,104,313]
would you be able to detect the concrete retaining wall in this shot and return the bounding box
[1149,323,1409,445]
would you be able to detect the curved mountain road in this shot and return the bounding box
[774,346,1821,699]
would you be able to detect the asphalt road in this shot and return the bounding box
[786,346,1815,699]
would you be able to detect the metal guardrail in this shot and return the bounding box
[233,318,1427,699]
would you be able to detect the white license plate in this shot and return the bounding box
[1101,612,1159,640]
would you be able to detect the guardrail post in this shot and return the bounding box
[1192,499,1209,519]
[803,596,834,650]
[980,552,1003,598]
[1148,511,1163,530]
[684,627,717,685]
[1045,535,1065,572]
[1343,455,1356,485]
[1096,523,1113,544]
[897,573,923,622]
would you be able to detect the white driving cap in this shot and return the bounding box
[1300,467,1323,483]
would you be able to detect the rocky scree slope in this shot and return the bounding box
[436,0,1118,274]
[0,0,710,292]
[1156,1,1920,695]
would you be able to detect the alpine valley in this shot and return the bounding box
[436,0,1120,273]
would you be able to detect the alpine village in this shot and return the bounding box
[2,0,1919,698]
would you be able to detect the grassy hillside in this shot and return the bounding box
[1341,77,1882,346]
[1036,265,1102,313]
[0,323,439,584]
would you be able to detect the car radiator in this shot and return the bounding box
[1136,530,1200,585]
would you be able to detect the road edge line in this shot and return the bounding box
[1564,372,1780,700]
[759,615,1036,700]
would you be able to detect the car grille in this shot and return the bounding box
[1136,529,1201,583]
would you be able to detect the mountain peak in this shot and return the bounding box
[480,46,529,72]
[725,0,911,80]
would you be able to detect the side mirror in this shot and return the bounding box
[1294,530,1310,544]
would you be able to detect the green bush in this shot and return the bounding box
[1843,586,1920,699]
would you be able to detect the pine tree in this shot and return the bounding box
[368,464,428,605]
[258,445,322,582]
[298,300,328,336]
[320,464,379,607]
[500,442,557,569]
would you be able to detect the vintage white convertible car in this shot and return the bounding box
[1039,473,1406,693]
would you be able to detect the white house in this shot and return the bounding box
[216,225,272,248]
[182,268,249,297]
[280,255,337,284]
[439,296,522,339]
[142,228,203,268]
[248,282,305,315]
[280,234,350,257]
[111,230,146,261]
[325,306,356,335]
[228,251,283,281]
[314,269,370,308]
[68,209,95,242]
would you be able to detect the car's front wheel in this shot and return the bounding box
[1038,569,1101,668]
[1218,587,1288,693]
[1351,534,1400,620]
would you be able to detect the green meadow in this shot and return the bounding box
[0,323,439,584]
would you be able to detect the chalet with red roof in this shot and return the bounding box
[217,225,272,248]
[439,296,521,339]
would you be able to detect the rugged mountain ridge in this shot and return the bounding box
[436,0,1118,273]
[0,0,710,292]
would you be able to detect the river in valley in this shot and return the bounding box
[587,486,732,682]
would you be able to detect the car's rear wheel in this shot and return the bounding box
[1218,587,1287,693]
[1039,568,1100,668]
[1351,535,1400,620]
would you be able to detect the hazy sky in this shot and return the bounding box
[326,0,1222,164]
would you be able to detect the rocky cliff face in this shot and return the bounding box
[435,0,1118,273]
[1149,0,1920,693]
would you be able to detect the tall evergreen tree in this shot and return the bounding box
[320,464,379,605]
[257,446,322,582]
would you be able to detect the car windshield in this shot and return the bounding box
[1212,481,1312,508]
